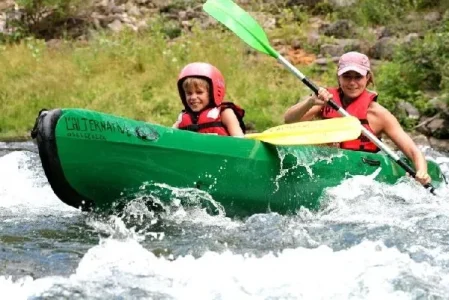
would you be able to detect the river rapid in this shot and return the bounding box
[0,141,448,299]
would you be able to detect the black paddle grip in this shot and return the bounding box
[302,78,319,94]
[303,78,341,112]
[397,159,436,195]
[328,100,341,112]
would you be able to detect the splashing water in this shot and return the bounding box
[0,142,448,299]
[273,146,345,193]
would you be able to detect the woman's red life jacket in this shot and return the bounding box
[177,102,246,136]
[322,88,380,153]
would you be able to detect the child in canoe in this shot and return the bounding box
[283,51,431,185]
[173,62,246,137]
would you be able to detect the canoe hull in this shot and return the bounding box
[34,108,447,217]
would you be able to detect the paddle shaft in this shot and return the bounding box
[277,56,436,194]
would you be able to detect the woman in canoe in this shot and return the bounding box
[283,51,431,185]
[173,62,246,137]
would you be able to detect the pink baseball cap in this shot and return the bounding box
[337,52,371,76]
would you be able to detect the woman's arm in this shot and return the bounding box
[373,104,430,184]
[284,88,333,123]
[221,109,244,137]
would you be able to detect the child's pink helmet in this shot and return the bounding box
[177,62,226,108]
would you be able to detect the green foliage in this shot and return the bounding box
[310,0,334,15]
[158,0,203,13]
[271,6,318,53]
[335,0,413,26]
[386,31,449,92]
[411,0,444,9]
[161,20,182,39]
[375,13,449,128]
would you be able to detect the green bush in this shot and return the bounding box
[393,34,449,91]
[411,0,444,9]
[375,13,449,127]
[335,0,413,26]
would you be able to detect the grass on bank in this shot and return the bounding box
[1,5,448,139]
[0,24,336,139]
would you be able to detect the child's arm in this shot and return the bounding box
[221,109,244,137]
[172,113,183,128]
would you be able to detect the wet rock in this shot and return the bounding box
[377,26,394,39]
[405,12,421,22]
[307,32,321,46]
[286,0,322,6]
[338,39,363,52]
[136,19,148,30]
[402,33,421,45]
[429,137,449,152]
[411,133,430,148]
[427,118,449,139]
[0,0,15,11]
[251,12,276,30]
[428,96,448,115]
[398,101,420,119]
[424,11,441,23]
[314,57,330,66]
[320,20,354,39]
[308,17,327,30]
[0,13,6,32]
[328,0,357,7]
[381,137,398,151]
[111,4,126,14]
[320,44,345,57]
[272,38,286,47]
[126,4,141,17]
[45,39,63,50]
[291,39,302,50]
[108,19,123,32]
[370,37,397,60]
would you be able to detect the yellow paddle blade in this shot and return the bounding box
[245,117,361,145]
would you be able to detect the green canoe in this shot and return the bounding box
[32,108,447,217]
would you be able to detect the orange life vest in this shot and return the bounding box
[322,88,380,153]
[177,102,246,136]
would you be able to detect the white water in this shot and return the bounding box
[0,151,78,216]
[0,146,448,299]
[4,239,449,300]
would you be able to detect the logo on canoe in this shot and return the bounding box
[64,116,159,142]
[65,117,133,136]
[135,126,159,141]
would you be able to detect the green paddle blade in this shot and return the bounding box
[203,0,278,58]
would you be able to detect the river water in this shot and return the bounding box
[0,141,448,299]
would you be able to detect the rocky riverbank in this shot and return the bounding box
[0,0,447,149]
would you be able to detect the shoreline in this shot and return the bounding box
[0,136,32,143]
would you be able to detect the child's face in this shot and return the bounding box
[184,85,210,112]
